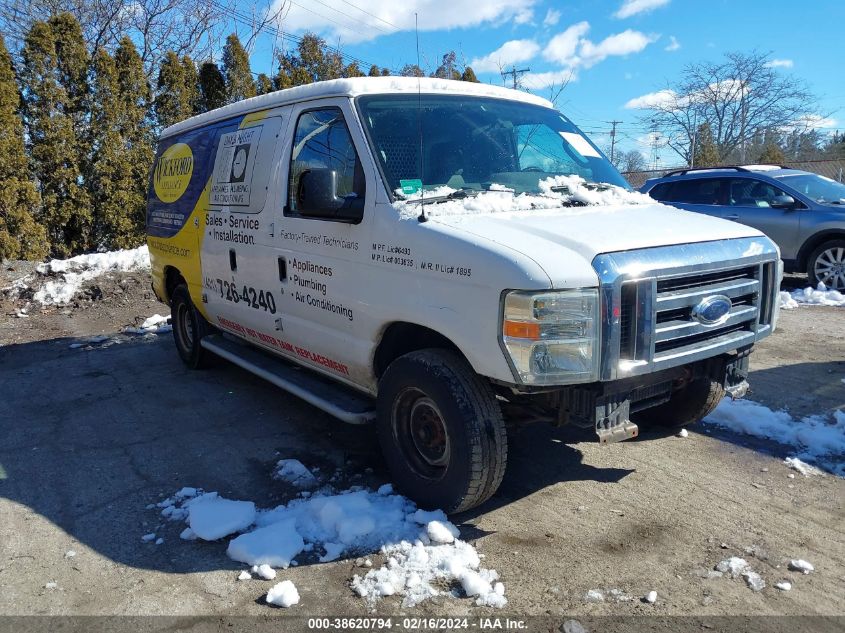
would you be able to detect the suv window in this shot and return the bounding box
[658,178,727,205]
[728,178,788,207]
[287,107,365,222]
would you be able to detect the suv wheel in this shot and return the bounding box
[807,240,845,290]
[376,349,507,513]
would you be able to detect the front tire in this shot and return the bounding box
[171,284,212,369]
[807,240,845,290]
[633,378,725,429]
[376,349,507,513]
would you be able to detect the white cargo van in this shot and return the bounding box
[146,77,781,512]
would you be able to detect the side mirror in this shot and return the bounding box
[297,168,363,222]
[770,194,796,209]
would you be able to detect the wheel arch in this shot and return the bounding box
[797,230,845,269]
[373,322,467,379]
[163,266,187,305]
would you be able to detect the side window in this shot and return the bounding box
[728,178,788,207]
[287,107,365,223]
[649,182,672,201]
[665,178,726,205]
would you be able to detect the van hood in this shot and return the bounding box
[430,201,762,283]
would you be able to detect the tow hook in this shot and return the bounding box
[726,380,749,400]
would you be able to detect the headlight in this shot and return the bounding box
[502,289,599,384]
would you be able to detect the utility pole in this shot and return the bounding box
[607,120,622,164]
[501,66,530,90]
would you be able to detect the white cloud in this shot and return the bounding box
[514,7,535,24]
[665,35,680,52]
[765,58,794,68]
[543,8,561,27]
[793,114,837,130]
[614,0,671,19]
[624,89,678,109]
[270,0,539,44]
[579,29,658,68]
[469,39,541,73]
[521,68,578,90]
[543,21,590,66]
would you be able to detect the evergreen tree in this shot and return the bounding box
[758,142,786,164]
[255,73,273,95]
[400,64,424,77]
[432,52,460,80]
[21,16,91,256]
[222,34,256,103]
[156,51,195,128]
[693,122,720,167]
[0,33,47,260]
[368,64,380,77]
[345,62,363,78]
[461,66,478,83]
[381,68,391,76]
[198,61,226,112]
[273,35,346,88]
[181,55,200,115]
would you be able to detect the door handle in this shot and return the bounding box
[725,215,739,220]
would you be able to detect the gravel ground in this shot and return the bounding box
[0,268,842,631]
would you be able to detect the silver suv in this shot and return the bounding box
[641,166,845,289]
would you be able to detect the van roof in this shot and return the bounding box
[161,76,555,139]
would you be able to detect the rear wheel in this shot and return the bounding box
[807,240,845,290]
[171,284,212,369]
[376,349,507,513]
[633,378,725,429]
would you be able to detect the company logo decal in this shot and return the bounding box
[691,294,733,326]
[153,143,194,203]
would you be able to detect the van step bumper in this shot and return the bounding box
[200,334,376,425]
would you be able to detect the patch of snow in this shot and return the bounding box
[274,459,319,488]
[64,550,76,558]
[187,497,256,541]
[789,559,814,574]
[155,537,164,546]
[394,175,651,221]
[779,283,845,309]
[584,589,605,603]
[377,484,393,496]
[427,520,459,544]
[141,533,156,543]
[254,564,276,580]
[266,580,300,608]
[645,590,657,604]
[775,581,792,591]
[33,245,150,305]
[179,527,197,541]
[704,399,845,476]
[237,570,252,581]
[227,519,305,568]
[678,428,688,438]
[715,557,750,578]
[742,570,765,591]
[784,457,824,477]
[45,582,58,590]
[124,314,172,335]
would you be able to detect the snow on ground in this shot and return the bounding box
[32,245,150,305]
[149,464,507,609]
[780,283,845,309]
[704,398,845,476]
[273,459,318,488]
[124,314,171,335]
[394,175,651,220]
[266,580,300,608]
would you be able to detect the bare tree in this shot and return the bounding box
[0,0,232,77]
[633,51,818,164]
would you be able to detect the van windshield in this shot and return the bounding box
[356,94,628,198]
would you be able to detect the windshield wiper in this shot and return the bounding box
[406,188,482,205]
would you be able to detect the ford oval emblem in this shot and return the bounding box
[692,295,733,326]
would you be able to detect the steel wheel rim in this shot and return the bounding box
[814,247,845,290]
[392,388,451,480]
[177,304,194,352]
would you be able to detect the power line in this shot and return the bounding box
[607,120,623,163]
[336,0,403,31]
[501,66,530,90]
[306,0,391,34]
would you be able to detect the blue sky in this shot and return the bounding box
[243,0,844,166]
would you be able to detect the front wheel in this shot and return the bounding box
[171,284,213,369]
[633,378,725,429]
[807,240,845,290]
[376,349,507,513]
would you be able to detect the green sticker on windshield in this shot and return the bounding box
[400,179,423,195]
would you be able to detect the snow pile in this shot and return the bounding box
[783,457,824,477]
[704,399,845,476]
[789,559,814,574]
[779,283,845,309]
[274,459,319,488]
[152,477,507,609]
[395,175,650,220]
[33,245,150,305]
[187,495,256,540]
[266,580,300,608]
[715,556,750,578]
[124,314,171,335]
